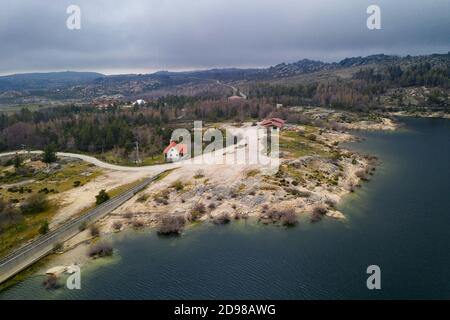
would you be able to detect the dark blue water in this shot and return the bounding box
[1,117,449,299]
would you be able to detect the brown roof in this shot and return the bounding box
[261,118,285,128]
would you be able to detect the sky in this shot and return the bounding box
[0,0,449,75]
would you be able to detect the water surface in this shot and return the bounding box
[1,117,449,299]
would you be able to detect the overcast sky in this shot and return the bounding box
[0,0,449,75]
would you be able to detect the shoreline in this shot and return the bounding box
[389,111,450,120]
[30,119,394,281]
[0,115,398,290]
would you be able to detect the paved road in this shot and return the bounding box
[0,172,164,284]
[215,80,247,99]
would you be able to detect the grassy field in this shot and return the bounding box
[280,128,323,158]
[0,160,103,258]
[0,160,103,202]
[0,204,58,258]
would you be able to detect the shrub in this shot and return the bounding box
[311,213,322,223]
[194,170,205,179]
[95,189,110,205]
[132,220,145,229]
[154,190,170,204]
[325,198,337,208]
[191,202,206,220]
[280,209,298,226]
[21,193,49,214]
[355,169,369,181]
[284,187,301,196]
[90,225,100,237]
[88,243,113,258]
[42,145,58,164]
[245,169,260,178]
[213,212,231,225]
[39,220,49,234]
[171,181,184,191]
[313,206,327,216]
[42,275,61,290]
[136,194,149,203]
[297,190,311,198]
[53,242,64,253]
[157,215,185,235]
[73,181,81,187]
[0,200,23,229]
[311,205,328,223]
[124,212,133,219]
[266,208,297,226]
[112,221,123,231]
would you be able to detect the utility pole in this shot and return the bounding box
[135,141,141,164]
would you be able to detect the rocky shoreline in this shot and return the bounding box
[36,117,396,277]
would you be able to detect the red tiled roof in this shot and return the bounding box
[270,118,285,124]
[163,141,188,155]
[174,144,187,154]
[163,141,177,154]
[261,118,285,128]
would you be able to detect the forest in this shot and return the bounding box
[0,98,278,161]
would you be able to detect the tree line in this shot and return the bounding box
[0,98,278,158]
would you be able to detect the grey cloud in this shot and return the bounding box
[0,0,448,74]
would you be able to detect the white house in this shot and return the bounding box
[163,141,188,162]
[133,99,146,106]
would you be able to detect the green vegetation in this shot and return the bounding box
[42,145,57,164]
[20,193,49,214]
[245,169,260,177]
[279,129,322,158]
[170,180,184,191]
[190,202,206,221]
[95,190,110,205]
[0,202,58,258]
[38,220,49,234]
[0,159,102,258]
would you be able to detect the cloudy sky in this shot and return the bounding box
[0,0,449,75]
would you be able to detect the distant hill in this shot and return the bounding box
[0,53,448,106]
[0,71,104,91]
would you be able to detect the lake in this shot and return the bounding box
[1,117,449,299]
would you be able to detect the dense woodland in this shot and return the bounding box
[249,61,449,110]
[0,98,278,158]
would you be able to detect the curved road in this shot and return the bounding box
[0,150,180,172]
